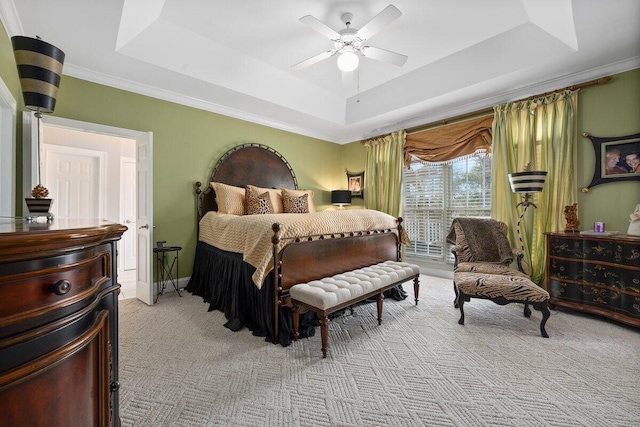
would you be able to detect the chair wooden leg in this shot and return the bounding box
[453,282,459,308]
[539,301,550,338]
[320,315,329,358]
[458,292,466,325]
[376,292,383,325]
[413,276,420,305]
[523,303,531,318]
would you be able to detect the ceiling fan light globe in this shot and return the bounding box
[337,51,359,72]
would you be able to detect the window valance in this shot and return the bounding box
[404,115,494,166]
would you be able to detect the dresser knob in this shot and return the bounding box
[110,381,120,392]
[51,279,71,295]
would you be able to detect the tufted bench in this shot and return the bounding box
[454,262,551,337]
[290,261,421,358]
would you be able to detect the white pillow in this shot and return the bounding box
[210,182,245,215]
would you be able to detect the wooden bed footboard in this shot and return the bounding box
[270,218,404,344]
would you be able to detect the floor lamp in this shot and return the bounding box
[508,164,547,269]
[12,35,65,220]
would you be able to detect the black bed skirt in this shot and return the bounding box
[186,241,317,346]
[186,241,408,347]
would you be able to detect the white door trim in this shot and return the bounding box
[24,115,153,305]
[0,78,16,218]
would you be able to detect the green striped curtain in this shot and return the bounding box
[492,91,578,285]
[364,130,406,217]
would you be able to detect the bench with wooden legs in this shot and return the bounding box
[290,261,421,358]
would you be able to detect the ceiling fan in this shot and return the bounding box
[292,4,408,73]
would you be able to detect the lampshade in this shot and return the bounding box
[508,170,547,193]
[331,190,352,205]
[337,51,359,72]
[12,36,65,114]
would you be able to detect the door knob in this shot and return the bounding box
[139,224,149,229]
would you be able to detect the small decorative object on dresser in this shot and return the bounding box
[628,203,640,236]
[563,203,580,232]
[545,232,640,328]
[0,219,126,426]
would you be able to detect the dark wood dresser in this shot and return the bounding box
[0,219,127,427]
[545,232,640,328]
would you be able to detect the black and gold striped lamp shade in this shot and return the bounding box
[11,36,65,114]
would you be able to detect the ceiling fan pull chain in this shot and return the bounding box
[357,68,361,103]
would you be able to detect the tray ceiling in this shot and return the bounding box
[2,0,639,143]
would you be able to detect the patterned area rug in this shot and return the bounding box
[119,275,639,426]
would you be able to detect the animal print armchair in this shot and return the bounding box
[446,217,551,338]
[446,217,526,304]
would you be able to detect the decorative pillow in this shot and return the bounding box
[245,187,275,215]
[280,188,315,213]
[210,182,245,215]
[282,192,309,214]
[246,185,283,213]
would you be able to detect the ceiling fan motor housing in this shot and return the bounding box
[340,13,353,26]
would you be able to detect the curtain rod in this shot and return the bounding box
[405,76,612,135]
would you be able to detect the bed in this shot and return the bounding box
[186,143,408,346]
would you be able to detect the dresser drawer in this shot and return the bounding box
[0,244,112,331]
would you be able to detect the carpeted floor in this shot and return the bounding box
[118,274,640,427]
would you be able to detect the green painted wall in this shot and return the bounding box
[577,68,640,233]
[339,141,367,209]
[342,68,640,233]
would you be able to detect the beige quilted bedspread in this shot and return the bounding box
[199,210,401,288]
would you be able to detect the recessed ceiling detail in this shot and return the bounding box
[4,0,639,143]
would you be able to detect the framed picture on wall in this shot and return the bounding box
[346,170,364,198]
[583,132,640,192]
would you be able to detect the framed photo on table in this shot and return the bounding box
[583,132,640,192]
[346,170,364,198]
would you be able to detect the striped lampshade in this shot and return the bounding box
[508,170,547,193]
[11,36,65,114]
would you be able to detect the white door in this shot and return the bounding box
[120,157,137,271]
[42,145,105,219]
[136,132,154,305]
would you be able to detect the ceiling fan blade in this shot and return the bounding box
[299,15,341,40]
[362,46,407,66]
[291,50,333,71]
[357,5,402,40]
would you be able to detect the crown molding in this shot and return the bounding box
[363,57,640,139]
[0,0,22,36]
[63,63,348,144]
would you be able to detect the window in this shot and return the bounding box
[403,155,492,264]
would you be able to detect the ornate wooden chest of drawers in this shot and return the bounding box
[0,219,126,427]
[545,232,640,328]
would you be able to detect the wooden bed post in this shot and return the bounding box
[396,217,404,261]
[272,223,282,344]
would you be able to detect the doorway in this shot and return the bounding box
[42,126,136,298]
[23,113,154,304]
